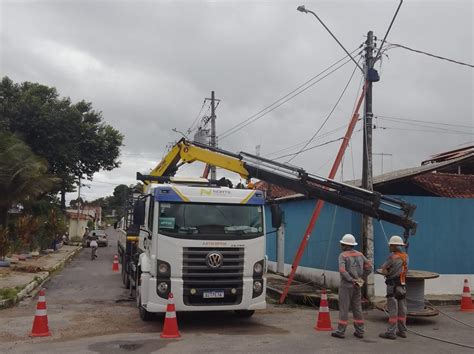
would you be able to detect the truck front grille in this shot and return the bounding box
[182,247,244,306]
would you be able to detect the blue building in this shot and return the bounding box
[262,147,474,295]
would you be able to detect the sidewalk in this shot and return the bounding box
[266,272,461,309]
[0,245,82,309]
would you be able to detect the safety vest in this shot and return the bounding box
[392,252,408,285]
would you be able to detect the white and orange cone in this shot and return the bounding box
[30,290,51,337]
[160,293,181,339]
[112,255,119,272]
[460,279,474,312]
[315,289,333,331]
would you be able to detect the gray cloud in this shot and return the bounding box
[1,0,472,202]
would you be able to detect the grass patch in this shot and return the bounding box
[0,287,19,301]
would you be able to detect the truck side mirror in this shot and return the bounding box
[133,200,146,226]
[270,204,283,229]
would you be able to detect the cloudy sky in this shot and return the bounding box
[1,0,473,203]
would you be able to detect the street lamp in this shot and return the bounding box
[297,5,364,73]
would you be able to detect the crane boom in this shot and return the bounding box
[140,139,417,234]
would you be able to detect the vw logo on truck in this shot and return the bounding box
[206,252,223,268]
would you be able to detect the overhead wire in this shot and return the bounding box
[187,99,208,135]
[218,46,363,141]
[381,41,474,68]
[376,126,474,136]
[285,57,362,163]
[376,115,473,130]
[264,123,350,158]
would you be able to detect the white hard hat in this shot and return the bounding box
[389,235,405,246]
[340,233,358,246]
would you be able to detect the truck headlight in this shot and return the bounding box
[253,280,263,293]
[158,262,169,274]
[157,282,169,294]
[156,260,170,276]
[253,262,263,275]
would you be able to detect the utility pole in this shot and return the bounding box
[210,91,217,180]
[362,31,376,300]
[75,177,82,238]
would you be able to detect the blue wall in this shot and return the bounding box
[266,196,474,275]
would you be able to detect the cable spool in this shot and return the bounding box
[406,277,426,312]
[375,269,439,317]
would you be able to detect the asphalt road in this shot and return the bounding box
[1,228,474,353]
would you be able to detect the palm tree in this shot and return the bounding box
[0,132,59,226]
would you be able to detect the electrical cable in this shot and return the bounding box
[377,126,474,136]
[220,57,354,140]
[425,301,474,329]
[376,115,472,129]
[264,124,349,158]
[219,47,362,140]
[285,58,362,163]
[407,329,474,349]
[382,41,474,68]
[187,100,208,134]
[380,308,474,349]
[274,137,344,160]
[376,117,472,134]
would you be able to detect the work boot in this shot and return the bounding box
[396,331,407,338]
[379,332,396,340]
[353,332,364,339]
[331,332,345,339]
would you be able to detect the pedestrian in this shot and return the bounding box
[90,238,98,260]
[331,234,372,339]
[379,235,408,340]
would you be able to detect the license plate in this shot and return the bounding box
[203,290,225,299]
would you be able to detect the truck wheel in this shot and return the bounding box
[136,273,152,321]
[121,255,130,288]
[234,310,255,318]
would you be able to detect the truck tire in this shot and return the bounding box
[136,271,153,322]
[121,254,130,288]
[234,310,255,318]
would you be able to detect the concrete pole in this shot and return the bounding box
[276,222,285,275]
[210,91,217,180]
[362,31,375,300]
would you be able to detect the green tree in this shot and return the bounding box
[0,132,59,226]
[0,77,124,209]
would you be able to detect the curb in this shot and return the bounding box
[0,246,82,309]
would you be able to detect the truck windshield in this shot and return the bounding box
[158,202,263,239]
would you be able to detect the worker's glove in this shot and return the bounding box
[353,278,364,288]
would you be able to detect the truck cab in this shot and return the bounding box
[135,181,267,319]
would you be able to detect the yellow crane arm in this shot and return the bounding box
[148,139,249,180]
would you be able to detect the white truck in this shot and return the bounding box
[133,179,267,319]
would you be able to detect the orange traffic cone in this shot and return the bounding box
[160,293,181,339]
[315,289,333,331]
[460,279,474,312]
[112,255,119,272]
[30,290,51,337]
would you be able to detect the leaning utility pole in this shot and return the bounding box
[210,91,217,180]
[362,31,376,300]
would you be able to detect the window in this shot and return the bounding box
[147,197,155,232]
[158,202,263,239]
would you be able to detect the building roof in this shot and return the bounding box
[255,146,474,200]
[411,173,474,198]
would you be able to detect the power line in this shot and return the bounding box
[376,115,473,129]
[376,117,473,134]
[264,123,350,158]
[382,41,474,68]
[286,58,361,163]
[187,100,210,135]
[219,47,362,140]
[274,137,345,160]
[376,126,474,135]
